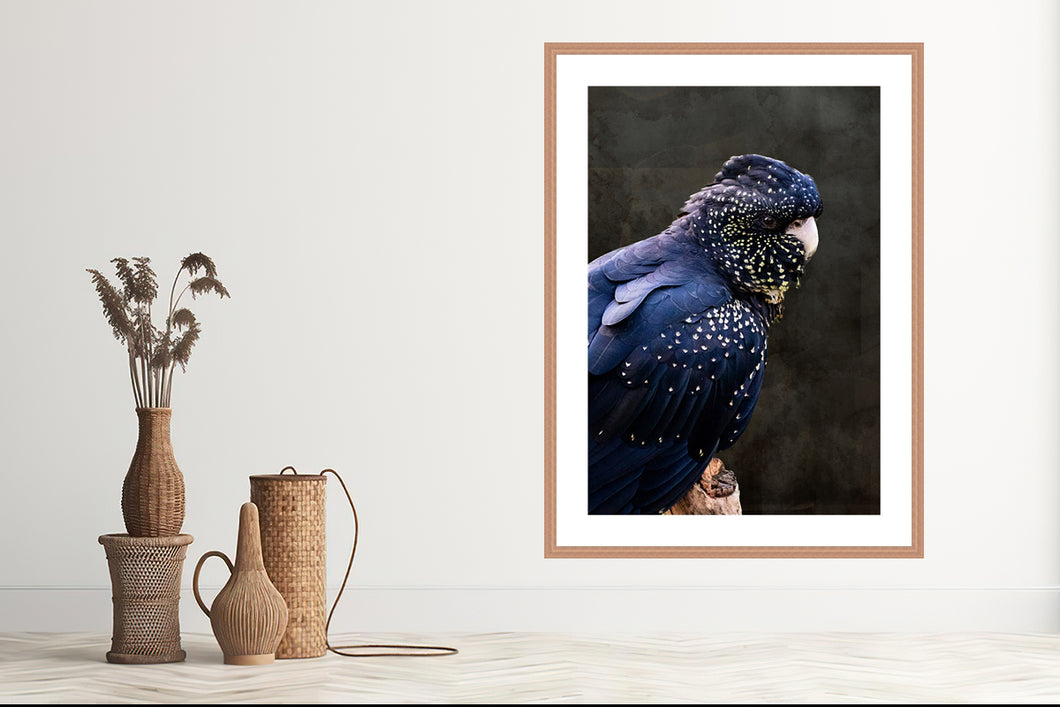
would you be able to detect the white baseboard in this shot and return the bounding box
[2,587,1058,634]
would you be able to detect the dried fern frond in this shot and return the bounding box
[90,251,228,406]
[151,334,173,370]
[130,306,157,358]
[87,268,134,343]
[170,320,202,371]
[110,258,135,304]
[187,276,230,300]
[130,256,158,304]
[180,252,218,278]
[170,308,197,330]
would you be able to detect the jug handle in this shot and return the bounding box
[192,550,234,618]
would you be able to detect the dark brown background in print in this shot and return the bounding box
[588,86,881,514]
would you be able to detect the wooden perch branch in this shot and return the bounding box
[663,457,742,515]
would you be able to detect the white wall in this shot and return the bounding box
[1,0,1058,634]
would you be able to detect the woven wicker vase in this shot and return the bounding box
[122,408,185,537]
[250,473,327,659]
[193,502,289,665]
[98,533,194,664]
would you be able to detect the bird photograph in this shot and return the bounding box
[587,87,881,516]
[589,153,821,514]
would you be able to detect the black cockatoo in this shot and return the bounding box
[588,154,822,514]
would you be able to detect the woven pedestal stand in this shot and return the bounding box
[250,471,327,659]
[98,533,194,664]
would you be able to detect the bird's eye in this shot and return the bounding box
[761,216,778,229]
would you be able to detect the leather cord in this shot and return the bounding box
[285,466,458,657]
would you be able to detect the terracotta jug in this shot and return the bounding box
[193,502,289,665]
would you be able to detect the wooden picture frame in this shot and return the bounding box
[545,43,923,558]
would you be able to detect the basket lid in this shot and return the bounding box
[249,474,326,481]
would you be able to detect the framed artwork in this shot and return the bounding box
[544,43,923,558]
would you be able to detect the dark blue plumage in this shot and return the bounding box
[588,154,823,514]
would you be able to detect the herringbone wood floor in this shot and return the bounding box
[2,632,1059,703]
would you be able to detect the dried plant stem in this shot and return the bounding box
[127,352,135,408]
[139,353,150,407]
[162,272,179,409]
[174,282,191,309]
[128,351,142,408]
[89,253,228,409]
[162,366,171,407]
[147,301,157,407]
[153,355,161,407]
[165,364,174,407]
[166,272,181,338]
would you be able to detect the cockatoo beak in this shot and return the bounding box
[788,216,819,261]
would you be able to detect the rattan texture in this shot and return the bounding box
[98,533,193,664]
[250,475,327,659]
[122,408,185,537]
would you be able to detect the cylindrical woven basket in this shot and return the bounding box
[249,473,327,659]
[98,533,194,664]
